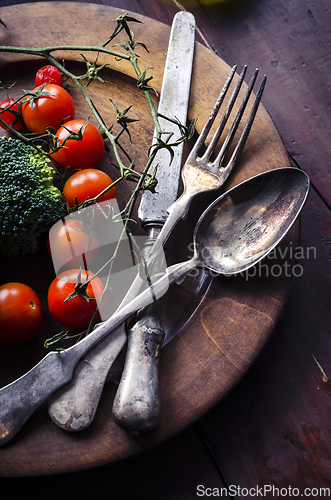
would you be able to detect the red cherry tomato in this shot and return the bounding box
[51,119,104,172]
[35,65,63,87]
[0,98,23,131]
[0,282,43,343]
[63,169,116,208]
[22,84,75,133]
[48,218,99,271]
[47,269,104,328]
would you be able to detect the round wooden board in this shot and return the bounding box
[0,2,297,476]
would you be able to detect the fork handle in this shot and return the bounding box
[159,189,195,245]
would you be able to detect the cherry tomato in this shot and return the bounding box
[0,282,43,343]
[51,119,104,172]
[35,65,63,87]
[63,169,116,208]
[47,269,104,328]
[22,84,75,133]
[0,98,23,131]
[48,217,99,271]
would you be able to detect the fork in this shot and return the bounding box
[48,65,267,433]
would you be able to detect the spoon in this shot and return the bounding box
[0,167,309,445]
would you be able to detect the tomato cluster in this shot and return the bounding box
[0,65,119,343]
[1,65,106,173]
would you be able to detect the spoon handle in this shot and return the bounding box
[0,349,81,445]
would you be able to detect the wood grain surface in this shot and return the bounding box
[0,1,297,476]
[0,0,330,497]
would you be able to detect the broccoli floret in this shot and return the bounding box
[0,136,65,256]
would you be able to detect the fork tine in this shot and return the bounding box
[214,74,266,188]
[226,75,267,173]
[202,65,247,161]
[213,68,259,168]
[186,65,237,163]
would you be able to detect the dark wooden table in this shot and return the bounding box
[1,0,330,497]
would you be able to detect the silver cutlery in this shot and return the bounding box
[51,62,268,434]
[0,167,309,446]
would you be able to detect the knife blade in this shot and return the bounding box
[138,11,196,225]
[48,11,196,433]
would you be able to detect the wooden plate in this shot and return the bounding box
[0,2,296,476]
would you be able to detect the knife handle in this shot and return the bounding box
[112,303,164,435]
[112,223,165,434]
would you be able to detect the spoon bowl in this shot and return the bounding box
[194,167,309,275]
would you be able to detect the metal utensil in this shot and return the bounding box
[112,66,266,433]
[47,11,196,432]
[49,63,267,434]
[0,167,309,446]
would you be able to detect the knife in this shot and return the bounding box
[111,12,196,434]
[48,11,196,432]
[111,11,196,434]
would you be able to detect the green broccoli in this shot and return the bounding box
[0,136,65,256]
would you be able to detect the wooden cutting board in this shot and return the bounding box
[0,2,296,476]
